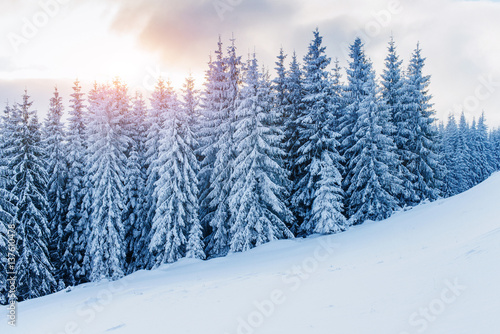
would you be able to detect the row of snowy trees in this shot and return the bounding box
[1,30,499,303]
[439,112,500,196]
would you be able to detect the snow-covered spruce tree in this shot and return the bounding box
[468,118,481,185]
[124,92,148,273]
[340,38,372,195]
[149,95,185,266]
[344,57,402,225]
[272,48,298,232]
[401,44,442,202]
[0,174,13,305]
[0,103,18,191]
[273,48,287,118]
[0,104,18,305]
[291,29,347,235]
[228,54,293,252]
[197,41,228,238]
[149,86,204,265]
[381,37,417,206]
[78,82,101,282]
[442,113,488,195]
[457,113,475,191]
[43,87,68,288]
[273,48,288,151]
[11,91,56,300]
[65,79,87,285]
[441,114,464,196]
[331,58,345,130]
[205,37,241,257]
[143,78,176,268]
[310,57,348,234]
[1,104,14,155]
[491,128,500,170]
[181,76,206,260]
[283,52,305,234]
[381,37,404,126]
[469,112,495,184]
[84,84,128,281]
[493,128,500,169]
[112,79,133,155]
[436,120,447,195]
[183,74,200,134]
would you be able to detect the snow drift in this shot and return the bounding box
[3,172,500,334]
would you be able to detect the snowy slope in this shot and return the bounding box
[3,173,500,334]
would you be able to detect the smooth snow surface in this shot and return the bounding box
[3,173,500,334]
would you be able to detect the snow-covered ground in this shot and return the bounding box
[3,173,500,334]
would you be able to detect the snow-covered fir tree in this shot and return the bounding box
[273,48,302,231]
[78,82,102,282]
[10,91,56,300]
[469,112,495,184]
[197,41,228,238]
[381,37,404,126]
[43,87,68,288]
[112,79,133,156]
[401,44,442,202]
[0,179,13,304]
[310,58,348,234]
[123,92,148,273]
[0,103,17,193]
[340,38,371,194]
[273,48,288,154]
[143,79,176,268]
[457,114,475,191]
[491,128,500,170]
[84,84,128,281]
[343,43,402,225]
[0,104,18,305]
[441,112,495,196]
[149,92,185,266]
[441,114,464,196]
[273,48,287,114]
[0,104,15,177]
[182,74,200,134]
[149,85,204,265]
[381,37,417,206]
[331,58,345,130]
[0,163,14,305]
[205,37,242,257]
[291,29,347,234]
[181,76,206,260]
[65,79,88,285]
[228,54,293,252]
[282,52,305,233]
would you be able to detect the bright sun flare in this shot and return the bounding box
[0,2,203,95]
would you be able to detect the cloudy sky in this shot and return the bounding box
[0,0,499,126]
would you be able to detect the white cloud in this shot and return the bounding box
[0,0,499,127]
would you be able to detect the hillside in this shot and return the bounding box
[3,173,500,334]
